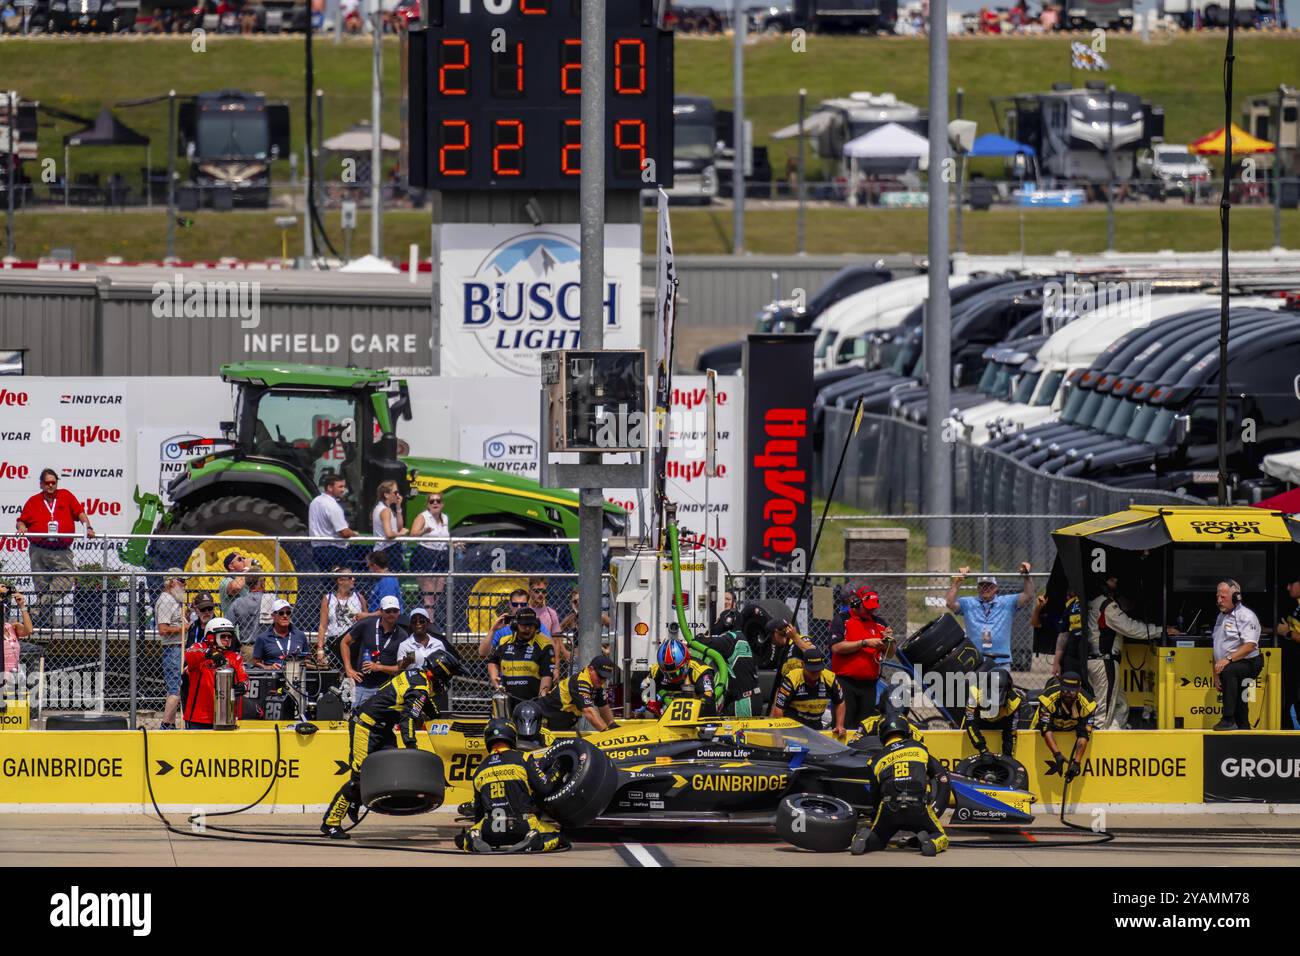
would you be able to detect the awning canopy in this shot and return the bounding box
[841,122,928,160]
[1189,123,1275,156]
[1262,448,1300,485]
[770,110,838,141]
[968,132,1036,158]
[322,123,401,153]
[63,107,150,148]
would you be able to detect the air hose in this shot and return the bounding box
[667,514,730,692]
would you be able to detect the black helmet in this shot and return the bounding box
[422,649,463,688]
[484,717,518,750]
[985,668,1011,710]
[879,715,912,744]
[512,700,543,740]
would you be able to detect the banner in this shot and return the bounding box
[438,223,642,377]
[1203,733,1300,803]
[743,334,815,570]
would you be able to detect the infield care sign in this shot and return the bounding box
[439,223,642,377]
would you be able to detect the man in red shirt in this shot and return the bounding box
[15,469,96,626]
[831,586,894,727]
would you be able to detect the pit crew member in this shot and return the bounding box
[455,718,568,854]
[852,716,950,857]
[182,617,248,729]
[962,666,1023,758]
[1031,671,1096,783]
[698,627,760,717]
[771,651,846,735]
[530,654,618,732]
[487,606,555,706]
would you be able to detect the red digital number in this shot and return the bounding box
[438,39,470,96]
[438,120,471,177]
[520,0,548,12]
[561,119,581,176]
[613,39,646,95]
[492,120,525,177]
[561,38,581,95]
[614,119,646,177]
[491,40,525,97]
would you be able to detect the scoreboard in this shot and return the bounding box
[406,0,674,191]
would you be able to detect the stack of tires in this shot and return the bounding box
[897,614,982,714]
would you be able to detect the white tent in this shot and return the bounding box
[322,124,401,153]
[1263,449,1300,485]
[841,122,929,160]
[340,254,400,274]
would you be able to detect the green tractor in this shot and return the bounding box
[124,362,626,619]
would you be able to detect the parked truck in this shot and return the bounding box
[177,90,290,209]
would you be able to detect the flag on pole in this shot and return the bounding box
[1070,42,1109,72]
[852,396,865,437]
[652,187,679,545]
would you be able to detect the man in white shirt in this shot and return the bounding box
[1086,574,1160,729]
[309,473,358,573]
[1209,580,1263,732]
[398,607,447,669]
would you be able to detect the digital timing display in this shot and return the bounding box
[406,0,673,191]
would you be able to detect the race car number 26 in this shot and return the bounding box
[448,753,485,781]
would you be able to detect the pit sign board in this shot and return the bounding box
[1157,646,1282,730]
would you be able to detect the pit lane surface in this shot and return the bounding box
[3,814,1300,866]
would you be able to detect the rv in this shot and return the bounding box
[772,91,926,179]
[177,90,291,209]
[1242,87,1299,207]
[666,96,721,206]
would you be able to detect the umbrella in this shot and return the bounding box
[1188,123,1275,156]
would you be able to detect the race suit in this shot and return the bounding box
[699,631,759,717]
[860,737,949,855]
[457,748,568,854]
[647,659,717,717]
[534,672,607,731]
[772,667,844,730]
[962,684,1024,757]
[487,634,555,704]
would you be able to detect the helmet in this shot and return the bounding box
[657,640,690,682]
[484,718,518,750]
[205,616,237,640]
[512,700,542,740]
[422,649,463,688]
[984,668,1011,710]
[879,715,912,744]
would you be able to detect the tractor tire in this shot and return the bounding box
[44,714,129,730]
[898,614,966,669]
[775,794,858,853]
[359,749,446,815]
[535,738,618,828]
[955,753,1030,791]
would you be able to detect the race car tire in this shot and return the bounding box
[359,749,446,816]
[535,738,618,828]
[898,614,966,669]
[955,753,1030,792]
[45,714,129,730]
[775,794,858,853]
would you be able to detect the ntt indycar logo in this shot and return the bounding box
[461,234,621,375]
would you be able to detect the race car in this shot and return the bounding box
[417,697,1035,830]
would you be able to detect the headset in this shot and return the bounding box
[1221,579,1243,607]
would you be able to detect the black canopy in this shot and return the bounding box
[63,107,150,148]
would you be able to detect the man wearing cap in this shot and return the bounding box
[532,655,618,731]
[15,468,95,626]
[946,563,1036,670]
[1031,671,1097,783]
[185,592,217,649]
[228,563,272,649]
[253,599,310,669]
[767,617,815,680]
[154,569,188,730]
[487,606,555,705]
[832,586,894,726]
[398,608,448,670]
[771,651,847,735]
[340,594,409,710]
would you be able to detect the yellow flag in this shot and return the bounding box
[852,399,865,437]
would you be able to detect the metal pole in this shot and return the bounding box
[1106,84,1116,252]
[955,87,964,255]
[371,0,383,258]
[732,0,745,254]
[6,92,14,259]
[166,90,176,259]
[797,87,807,255]
[305,15,316,262]
[576,0,606,704]
[128,570,138,730]
[1218,3,1237,507]
[925,0,952,571]
[145,143,152,209]
[1275,86,1285,250]
[316,87,325,232]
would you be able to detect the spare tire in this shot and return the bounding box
[898,614,966,669]
[359,749,446,816]
[775,793,858,853]
[535,738,618,828]
[955,753,1029,792]
[739,598,794,659]
[45,714,128,730]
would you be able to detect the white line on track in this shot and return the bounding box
[621,842,662,867]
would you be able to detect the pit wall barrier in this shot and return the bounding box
[2,725,1298,813]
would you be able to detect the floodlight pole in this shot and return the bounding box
[925,0,952,571]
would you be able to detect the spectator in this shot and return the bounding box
[408,491,450,615]
[253,598,310,669]
[371,479,408,573]
[945,563,1036,670]
[317,567,366,668]
[556,590,609,641]
[185,592,217,649]
[217,551,250,617]
[1039,2,1059,29]
[398,607,447,670]
[527,577,562,636]
[15,468,96,625]
[364,549,402,612]
[341,0,362,32]
[155,569,188,730]
[831,586,893,726]
[339,594,408,709]
[183,617,248,730]
[479,588,544,657]
[2,586,33,675]
[228,563,273,649]
[308,472,358,571]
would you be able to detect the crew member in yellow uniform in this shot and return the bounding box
[320,649,462,839]
[1031,671,1096,784]
[646,640,717,717]
[455,718,569,854]
[858,709,925,745]
[487,606,555,705]
[852,716,950,857]
[771,652,847,735]
[530,654,618,731]
[962,667,1023,757]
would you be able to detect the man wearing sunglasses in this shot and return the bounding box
[340,594,408,709]
[478,588,552,658]
[15,469,96,626]
[252,599,310,669]
[527,577,561,638]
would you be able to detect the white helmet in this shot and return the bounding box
[205,616,237,638]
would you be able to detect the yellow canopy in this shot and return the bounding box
[1188,123,1275,156]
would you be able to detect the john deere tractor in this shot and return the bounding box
[124,362,625,619]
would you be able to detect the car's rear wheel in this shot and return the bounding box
[955,753,1029,791]
[776,793,858,853]
[359,749,446,815]
[535,738,618,827]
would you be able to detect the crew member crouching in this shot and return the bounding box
[455,718,569,854]
[320,649,462,839]
[962,667,1023,758]
[853,716,950,857]
[1031,671,1096,785]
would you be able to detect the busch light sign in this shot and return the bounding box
[440,224,642,377]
